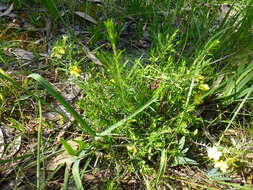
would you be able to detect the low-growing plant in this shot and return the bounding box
[1,0,253,189]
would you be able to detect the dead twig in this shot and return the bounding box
[209,52,237,65]
[82,45,103,66]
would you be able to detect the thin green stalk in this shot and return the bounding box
[63,166,70,190]
[36,100,43,190]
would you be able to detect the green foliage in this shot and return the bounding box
[61,139,78,156]
[41,0,60,19]
[171,136,198,166]
[1,0,253,189]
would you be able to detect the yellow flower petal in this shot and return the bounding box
[226,158,236,165]
[69,66,82,77]
[194,93,203,105]
[195,75,204,83]
[127,145,137,154]
[51,46,65,58]
[199,84,210,91]
[214,160,229,172]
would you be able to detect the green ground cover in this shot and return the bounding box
[0,0,253,189]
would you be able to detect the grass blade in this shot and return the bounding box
[72,160,84,190]
[61,139,77,156]
[63,165,70,190]
[156,149,167,185]
[36,100,43,189]
[218,88,253,144]
[0,69,23,89]
[0,69,71,121]
[41,0,60,18]
[28,73,96,137]
[98,98,157,137]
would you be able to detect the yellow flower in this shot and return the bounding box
[199,84,210,91]
[214,160,229,172]
[51,46,65,58]
[207,146,222,161]
[69,66,82,77]
[226,158,236,165]
[195,75,204,83]
[127,145,137,154]
[194,93,203,105]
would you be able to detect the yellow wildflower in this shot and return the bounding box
[226,158,236,166]
[69,66,82,77]
[199,84,210,91]
[51,46,65,58]
[207,146,222,161]
[193,129,198,135]
[127,145,137,154]
[194,93,203,105]
[56,114,64,125]
[195,75,204,83]
[214,160,229,173]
